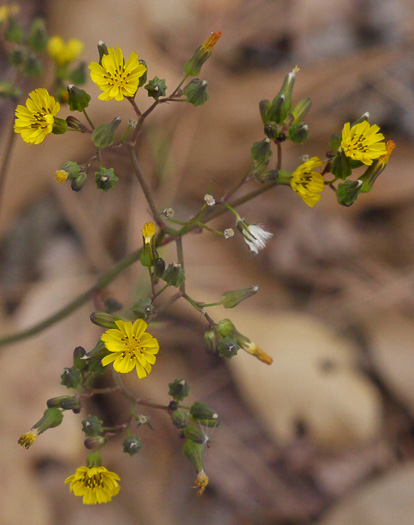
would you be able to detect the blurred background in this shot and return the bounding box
[0,0,413,523]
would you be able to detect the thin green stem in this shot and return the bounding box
[276,140,282,170]
[195,221,224,235]
[176,237,185,293]
[0,123,16,215]
[127,97,142,117]
[152,283,169,301]
[82,109,95,130]
[112,368,170,411]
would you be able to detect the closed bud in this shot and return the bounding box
[60,367,82,389]
[288,122,309,144]
[162,262,185,287]
[52,117,67,135]
[171,410,190,429]
[90,312,120,329]
[92,117,121,149]
[47,396,79,411]
[131,298,154,320]
[145,76,167,100]
[95,167,118,191]
[269,66,300,123]
[138,59,148,88]
[267,94,286,124]
[216,318,236,338]
[73,346,87,370]
[97,40,108,65]
[8,46,26,67]
[184,31,222,76]
[82,415,104,437]
[257,169,279,183]
[84,435,105,449]
[190,401,218,424]
[153,257,166,279]
[123,435,142,456]
[218,337,239,359]
[264,121,280,141]
[71,171,87,192]
[259,99,271,124]
[140,222,158,268]
[67,84,91,111]
[203,328,218,355]
[221,285,259,308]
[168,379,190,401]
[336,179,363,207]
[250,138,272,175]
[60,160,81,179]
[329,133,341,153]
[331,152,352,180]
[183,439,206,474]
[27,18,48,51]
[290,97,312,123]
[25,53,42,77]
[34,408,63,434]
[183,425,208,444]
[66,116,85,131]
[183,79,209,106]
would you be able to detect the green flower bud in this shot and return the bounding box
[267,94,286,124]
[87,340,107,358]
[131,298,154,320]
[190,401,218,424]
[60,367,82,389]
[71,171,87,192]
[257,169,279,183]
[153,258,166,280]
[183,425,208,444]
[138,59,148,88]
[183,78,209,107]
[92,117,121,149]
[84,435,105,449]
[90,312,120,329]
[73,346,87,370]
[52,117,67,135]
[139,222,158,268]
[7,46,26,67]
[66,116,85,132]
[183,439,205,473]
[329,133,341,153]
[4,15,23,44]
[97,40,108,65]
[171,410,190,429]
[288,122,309,145]
[162,262,185,288]
[67,84,91,111]
[259,99,271,124]
[86,451,102,468]
[27,18,48,51]
[221,285,259,308]
[218,337,239,359]
[184,32,222,76]
[290,97,312,123]
[95,167,118,191]
[68,62,87,85]
[250,138,272,175]
[216,318,236,338]
[82,415,104,437]
[47,396,80,411]
[264,121,280,141]
[60,161,81,179]
[203,328,218,355]
[123,435,142,456]
[145,76,167,100]
[331,152,352,180]
[25,53,43,77]
[168,379,190,401]
[33,408,63,434]
[336,180,363,207]
[269,66,299,123]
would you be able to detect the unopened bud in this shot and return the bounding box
[329,133,341,153]
[84,435,105,449]
[288,122,309,145]
[67,84,91,112]
[331,152,352,180]
[131,298,154,320]
[97,40,108,65]
[171,410,190,429]
[92,117,121,149]
[138,59,148,88]
[336,179,363,207]
[250,138,272,175]
[60,367,82,389]
[162,262,185,288]
[71,171,87,192]
[47,396,80,411]
[264,121,280,141]
[190,401,218,425]
[290,97,312,123]
[66,116,84,131]
[73,346,87,370]
[259,99,271,124]
[203,329,218,355]
[183,79,209,106]
[216,318,236,338]
[183,425,208,444]
[82,415,104,437]
[218,337,239,359]
[221,285,259,308]
[90,312,120,329]
[153,257,166,279]
[168,379,190,401]
[184,31,222,76]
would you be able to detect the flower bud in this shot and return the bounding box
[82,415,104,437]
[84,435,105,449]
[47,396,80,411]
[221,285,259,308]
[153,257,166,279]
[92,117,121,149]
[95,167,118,191]
[183,79,209,106]
[60,161,81,179]
[183,439,206,474]
[33,407,64,434]
[250,138,272,175]
[73,346,87,370]
[267,94,286,124]
[264,121,280,141]
[259,99,271,124]
[140,222,158,268]
[66,116,85,132]
[162,262,185,287]
[90,312,120,329]
[123,435,142,456]
[288,122,309,144]
[27,18,48,51]
[184,31,222,76]
[183,425,208,444]
[216,318,236,338]
[171,410,190,429]
[55,169,68,183]
[97,40,108,65]
[145,76,167,100]
[138,59,148,88]
[71,171,87,192]
[329,133,341,153]
[60,367,82,389]
[257,169,279,183]
[269,66,300,123]
[67,84,91,112]
[336,180,363,207]
[203,328,218,355]
[168,379,190,401]
[359,140,395,193]
[290,97,312,123]
[190,401,218,425]
[331,152,352,180]
[217,337,239,359]
[131,298,154,320]
[52,117,67,135]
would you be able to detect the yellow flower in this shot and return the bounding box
[341,121,387,166]
[142,222,156,244]
[89,46,147,101]
[65,466,120,505]
[55,169,68,183]
[290,156,325,207]
[14,88,60,145]
[18,428,39,449]
[101,319,159,378]
[0,4,19,23]
[47,36,84,66]
[201,31,223,54]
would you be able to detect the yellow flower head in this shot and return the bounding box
[65,466,120,505]
[290,156,325,207]
[18,428,39,449]
[89,46,147,101]
[201,31,223,54]
[142,222,156,244]
[101,319,159,378]
[14,88,60,145]
[341,121,387,166]
[55,169,68,183]
[47,36,84,66]
[0,4,19,23]
[243,341,273,365]
[194,469,209,496]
